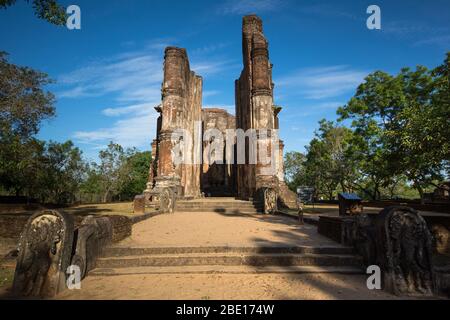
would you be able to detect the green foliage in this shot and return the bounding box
[338,52,449,202]
[287,53,449,202]
[284,151,305,191]
[0,0,66,25]
[119,151,151,199]
[0,51,55,139]
[284,120,357,200]
[0,52,57,198]
[81,143,151,203]
[39,140,85,204]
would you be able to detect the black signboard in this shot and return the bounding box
[297,186,314,204]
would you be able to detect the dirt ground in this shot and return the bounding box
[52,273,404,300]
[117,211,341,248]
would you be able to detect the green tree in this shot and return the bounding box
[0,134,45,197]
[0,52,56,197]
[80,164,103,199]
[284,151,305,191]
[0,52,55,139]
[338,53,450,203]
[299,120,357,200]
[119,150,151,200]
[39,140,85,204]
[0,0,66,25]
[94,142,130,203]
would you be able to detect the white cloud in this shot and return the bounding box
[191,42,230,55]
[204,104,235,114]
[57,54,163,102]
[203,90,221,98]
[74,103,158,150]
[414,35,450,47]
[191,60,238,77]
[276,65,367,100]
[219,0,282,15]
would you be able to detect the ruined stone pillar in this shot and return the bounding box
[251,28,277,193]
[153,47,187,192]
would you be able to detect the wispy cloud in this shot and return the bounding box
[414,35,450,47]
[282,101,343,118]
[277,66,367,100]
[204,104,235,114]
[191,42,230,55]
[57,54,163,102]
[219,0,283,15]
[191,59,238,78]
[297,4,362,22]
[74,103,158,151]
[382,21,450,47]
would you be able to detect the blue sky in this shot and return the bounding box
[1,0,449,161]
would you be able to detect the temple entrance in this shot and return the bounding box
[200,108,236,197]
[200,162,236,197]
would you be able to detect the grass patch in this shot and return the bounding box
[0,266,14,288]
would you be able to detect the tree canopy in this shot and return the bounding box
[0,0,66,25]
[285,52,449,202]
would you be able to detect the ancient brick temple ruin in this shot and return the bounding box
[139,15,297,213]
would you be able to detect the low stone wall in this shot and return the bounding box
[317,216,343,244]
[0,213,133,243]
[363,201,450,214]
[0,214,31,240]
[318,208,450,296]
[106,215,133,243]
[318,213,449,252]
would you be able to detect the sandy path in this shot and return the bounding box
[117,211,342,248]
[54,273,402,300]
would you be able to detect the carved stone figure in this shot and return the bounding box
[71,216,112,279]
[12,210,74,298]
[375,206,436,295]
[262,188,278,214]
[354,213,377,266]
[159,188,176,213]
[431,224,450,255]
[133,195,145,214]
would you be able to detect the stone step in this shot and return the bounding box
[103,246,355,257]
[90,265,364,276]
[176,202,262,208]
[175,198,264,214]
[176,205,262,212]
[176,208,262,214]
[176,209,262,214]
[96,253,362,268]
[175,203,263,213]
[177,202,261,206]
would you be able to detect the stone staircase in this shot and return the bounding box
[90,245,363,276]
[88,198,364,277]
[176,197,263,214]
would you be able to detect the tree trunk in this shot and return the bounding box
[102,191,109,203]
[416,184,425,205]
